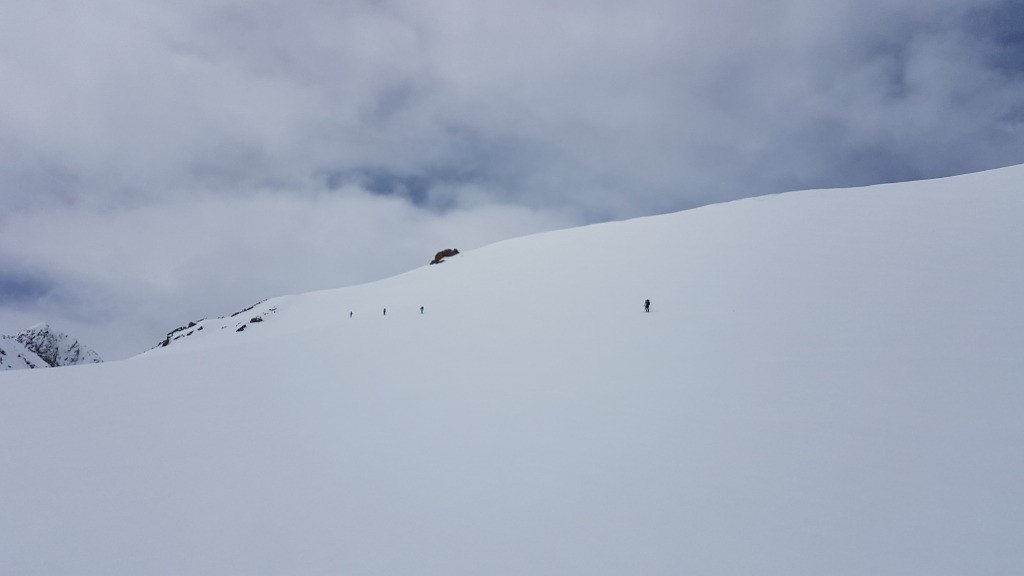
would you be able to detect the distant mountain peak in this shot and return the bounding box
[0,324,103,371]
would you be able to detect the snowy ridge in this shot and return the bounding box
[3,165,1024,575]
[0,323,102,370]
[151,300,278,350]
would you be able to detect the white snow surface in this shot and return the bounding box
[2,166,1023,575]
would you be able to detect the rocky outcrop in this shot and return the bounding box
[154,302,278,349]
[0,337,47,370]
[430,248,460,265]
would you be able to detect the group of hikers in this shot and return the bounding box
[349,300,652,317]
[349,306,426,318]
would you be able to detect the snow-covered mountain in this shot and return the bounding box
[2,166,1023,575]
[0,323,102,370]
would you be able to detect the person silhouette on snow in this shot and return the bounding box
[644,299,651,313]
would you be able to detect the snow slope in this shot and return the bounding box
[2,166,1023,575]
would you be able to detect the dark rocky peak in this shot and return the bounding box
[11,323,103,368]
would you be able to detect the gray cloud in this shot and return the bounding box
[5,0,1023,212]
[2,0,1023,356]
[0,270,52,304]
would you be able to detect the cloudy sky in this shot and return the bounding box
[2,0,1023,359]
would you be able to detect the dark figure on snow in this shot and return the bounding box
[383,308,387,316]
[349,311,353,318]
[644,299,651,313]
[420,306,424,314]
